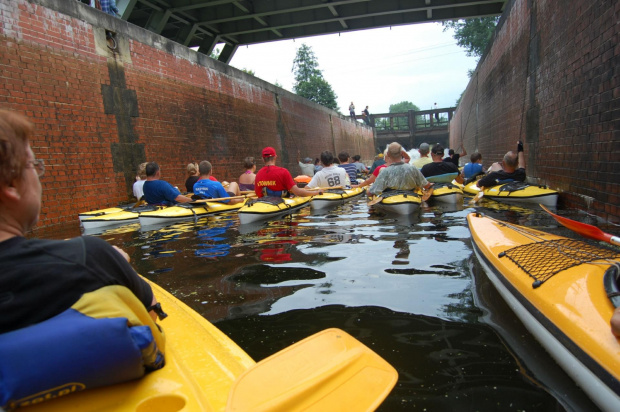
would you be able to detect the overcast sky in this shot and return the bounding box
[228,22,479,115]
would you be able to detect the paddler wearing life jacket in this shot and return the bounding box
[367,142,433,197]
[254,146,323,198]
[476,141,526,188]
[0,110,166,411]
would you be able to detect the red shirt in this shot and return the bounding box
[372,164,387,177]
[254,165,296,197]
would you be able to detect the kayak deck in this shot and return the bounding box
[23,280,255,412]
[467,212,620,410]
[311,187,365,209]
[238,196,311,224]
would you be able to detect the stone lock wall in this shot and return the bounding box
[450,0,619,222]
[0,0,375,228]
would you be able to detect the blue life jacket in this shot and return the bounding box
[0,286,165,411]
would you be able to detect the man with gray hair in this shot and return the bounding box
[477,141,526,188]
[368,142,432,196]
[412,143,432,169]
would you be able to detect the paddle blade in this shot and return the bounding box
[226,328,398,412]
[421,187,434,202]
[469,190,484,205]
[540,204,620,246]
[367,196,383,206]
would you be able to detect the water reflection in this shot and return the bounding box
[58,195,603,410]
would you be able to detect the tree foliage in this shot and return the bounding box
[292,44,338,111]
[389,101,420,113]
[442,17,500,58]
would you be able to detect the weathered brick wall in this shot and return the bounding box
[0,0,375,228]
[450,0,619,223]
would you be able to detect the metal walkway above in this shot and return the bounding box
[117,0,507,62]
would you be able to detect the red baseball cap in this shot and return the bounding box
[262,147,277,157]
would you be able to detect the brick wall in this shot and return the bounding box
[0,0,375,228]
[450,0,619,223]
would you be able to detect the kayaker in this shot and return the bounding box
[193,160,243,204]
[476,141,526,188]
[368,142,432,197]
[463,152,484,180]
[184,162,200,192]
[352,155,369,175]
[133,161,147,200]
[368,153,386,174]
[297,152,315,177]
[443,142,467,167]
[255,147,322,198]
[307,151,351,189]
[412,143,432,169]
[421,144,461,178]
[143,162,193,205]
[0,110,165,407]
[354,148,391,189]
[238,156,256,191]
[337,151,359,185]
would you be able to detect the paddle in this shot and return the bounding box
[226,328,398,411]
[540,204,620,246]
[421,186,434,202]
[307,186,344,191]
[132,199,145,208]
[367,195,383,206]
[191,194,255,204]
[470,187,485,205]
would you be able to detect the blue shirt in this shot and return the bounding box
[463,163,483,179]
[193,179,230,203]
[100,0,120,16]
[338,163,358,184]
[143,180,181,205]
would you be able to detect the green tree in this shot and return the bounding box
[292,44,338,111]
[241,68,255,76]
[389,101,420,113]
[210,47,221,59]
[442,17,500,58]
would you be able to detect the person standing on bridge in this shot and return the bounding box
[433,103,439,123]
[349,102,356,120]
[362,106,370,125]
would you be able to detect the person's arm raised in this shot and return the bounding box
[517,140,525,169]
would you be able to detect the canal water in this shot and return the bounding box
[39,196,611,411]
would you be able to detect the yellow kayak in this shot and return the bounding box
[238,196,311,224]
[311,187,365,210]
[372,190,422,215]
[22,280,397,411]
[467,212,620,410]
[139,200,247,226]
[80,205,160,229]
[78,207,128,222]
[428,182,463,204]
[463,180,558,206]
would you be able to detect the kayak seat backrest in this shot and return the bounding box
[426,173,458,183]
[604,265,620,308]
[498,181,530,193]
[0,285,165,411]
[382,189,420,199]
[249,196,285,206]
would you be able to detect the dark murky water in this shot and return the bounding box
[38,196,617,411]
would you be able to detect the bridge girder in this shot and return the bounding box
[117,0,507,61]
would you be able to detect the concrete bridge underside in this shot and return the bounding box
[116,0,508,62]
